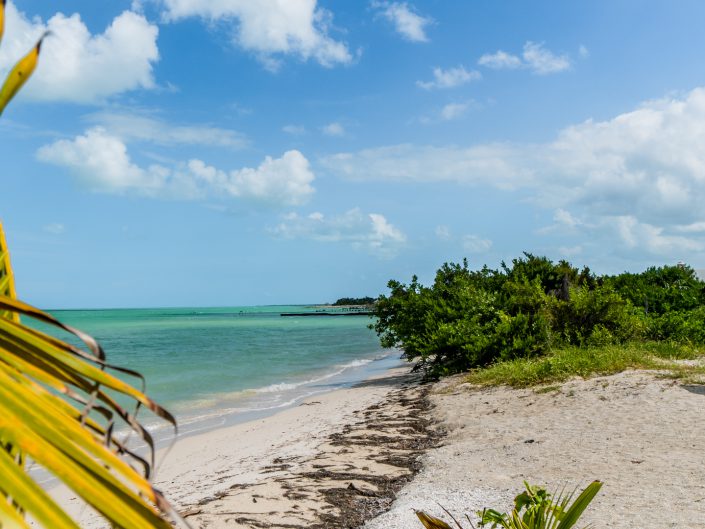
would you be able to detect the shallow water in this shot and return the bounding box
[37,305,403,439]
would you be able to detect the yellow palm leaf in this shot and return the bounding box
[0,221,18,321]
[0,31,48,116]
[416,511,455,529]
[0,0,6,46]
[0,297,188,528]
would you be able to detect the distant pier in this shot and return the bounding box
[280,311,374,317]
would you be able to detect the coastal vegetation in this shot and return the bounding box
[333,296,376,306]
[416,480,602,529]
[373,253,705,381]
[0,6,183,527]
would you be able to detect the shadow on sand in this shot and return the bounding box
[682,384,705,396]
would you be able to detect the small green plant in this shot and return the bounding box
[416,480,602,529]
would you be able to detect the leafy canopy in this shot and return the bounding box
[373,253,705,377]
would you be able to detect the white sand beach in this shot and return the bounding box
[48,367,705,528]
[368,370,705,529]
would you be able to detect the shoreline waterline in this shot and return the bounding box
[43,360,423,529]
[149,350,406,445]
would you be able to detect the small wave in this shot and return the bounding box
[254,353,386,394]
[144,351,395,438]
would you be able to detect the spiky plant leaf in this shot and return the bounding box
[0,29,48,115]
[0,294,187,528]
[0,222,188,528]
[551,481,602,529]
[0,0,6,46]
[0,220,18,322]
[416,510,455,529]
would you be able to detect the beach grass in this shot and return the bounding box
[465,341,705,388]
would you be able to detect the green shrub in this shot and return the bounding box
[646,307,705,343]
[373,254,705,377]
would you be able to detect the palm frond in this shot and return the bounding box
[0,19,48,115]
[0,222,187,528]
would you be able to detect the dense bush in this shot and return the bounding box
[373,254,705,377]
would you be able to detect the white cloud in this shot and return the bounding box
[440,102,469,121]
[478,50,523,70]
[37,127,315,206]
[321,143,530,190]
[478,41,571,75]
[553,208,581,229]
[372,1,432,43]
[321,87,705,257]
[322,122,345,136]
[160,0,351,69]
[416,66,481,90]
[0,3,159,103]
[615,216,704,255]
[270,208,406,258]
[435,225,451,241]
[87,112,248,148]
[676,222,705,233]
[462,234,492,254]
[43,223,65,235]
[283,124,306,135]
[37,128,161,192]
[579,45,590,59]
[416,100,479,124]
[522,41,571,74]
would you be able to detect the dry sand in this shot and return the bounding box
[48,368,705,528]
[367,370,705,529]
[48,366,436,528]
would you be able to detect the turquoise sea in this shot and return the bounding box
[43,306,403,440]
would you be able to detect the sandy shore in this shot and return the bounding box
[367,370,705,529]
[47,367,705,528]
[49,365,438,528]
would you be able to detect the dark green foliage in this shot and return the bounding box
[332,296,375,306]
[373,254,705,377]
[605,264,705,314]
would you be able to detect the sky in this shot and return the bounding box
[3,0,705,308]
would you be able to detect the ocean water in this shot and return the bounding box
[39,306,403,440]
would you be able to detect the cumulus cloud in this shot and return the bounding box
[372,1,432,42]
[435,225,451,241]
[270,208,406,258]
[37,127,314,206]
[321,122,345,136]
[478,41,570,75]
[440,102,470,121]
[416,66,481,90]
[0,3,158,103]
[615,216,704,255]
[160,0,351,69]
[283,124,306,135]
[87,111,248,148]
[321,87,705,257]
[477,50,522,70]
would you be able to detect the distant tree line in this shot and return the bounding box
[372,253,705,377]
[332,296,376,306]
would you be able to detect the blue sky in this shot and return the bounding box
[3,0,705,308]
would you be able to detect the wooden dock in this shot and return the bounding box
[280,311,374,317]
